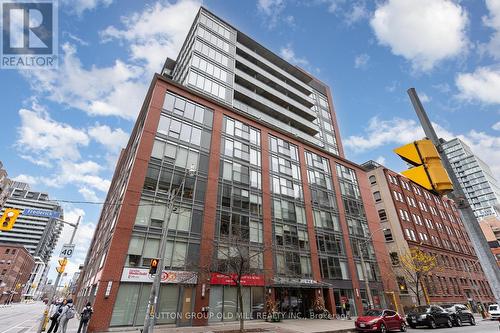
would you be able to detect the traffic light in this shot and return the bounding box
[56,258,68,274]
[0,209,20,231]
[149,258,159,275]
[394,139,453,195]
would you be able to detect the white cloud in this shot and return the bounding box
[61,0,113,16]
[354,53,370,69]
[25,43,146,120]
[456,67,500,104]
[493,122,500,131]
[370,0,469,71]
[17,108,89,164]
[345,116,500,177]
[419,93,431,103]
[344,117,454,152]
[88,125,129,152]
[12,174,38,185]
[100,0,200,75]
[58,161,111,193]
[375,156,386,165]
[345,2,369,25]
[279,44,309,67]
[481,0,500,59]
[257,0,285,28]
[78,187,101,202]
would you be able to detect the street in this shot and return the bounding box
[406,319,498,332]
[0,302,498,333]
[0,302,79,333]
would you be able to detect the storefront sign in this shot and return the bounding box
[121,268,198,284]
[272,277,320,285]
[210,273,265,286]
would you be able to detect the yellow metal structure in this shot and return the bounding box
[0,208,21,231]
[56,258,68,274]
[394,139,453,195]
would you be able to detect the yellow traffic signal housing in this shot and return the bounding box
[394,139,453,195]
[56,258,68,274]
[0,209,21,231]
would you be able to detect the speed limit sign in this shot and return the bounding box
[60,244,75,258]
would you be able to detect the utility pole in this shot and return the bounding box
[37,216,81,333]
[143,166,196,333]
[357,242,374,309]
[357,227,387,309]
[407,88,500,303]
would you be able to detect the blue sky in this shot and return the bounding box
[1,0,499,280]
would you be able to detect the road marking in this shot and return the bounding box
[0,319,35,333]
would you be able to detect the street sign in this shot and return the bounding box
[22,209,60,218]
[60,244,75,258]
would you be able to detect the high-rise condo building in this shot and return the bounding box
[76,7,398,331]
[442,138,500,219]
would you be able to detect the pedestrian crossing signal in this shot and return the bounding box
[149,258,159,275]
[0,209,20,231]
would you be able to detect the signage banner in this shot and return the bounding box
[121,268,197,284]
[210,273,265,286]
[22,209,61,218]
[272,277,320,285]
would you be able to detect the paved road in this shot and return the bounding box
[406,318,497,333]
[0,302,80,333]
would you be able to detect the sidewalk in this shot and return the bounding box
[104,318,357,333]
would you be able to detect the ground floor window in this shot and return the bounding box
[333,288,357,316]
[208,286,264,322]
[110,283,183,327]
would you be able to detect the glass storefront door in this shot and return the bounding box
[275,288,314,318]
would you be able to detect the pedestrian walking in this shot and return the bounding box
[47,300,64,333]
[77,302,93,333]
[345,299,351,320]
[57,299,76,333]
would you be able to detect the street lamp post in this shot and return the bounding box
[142,165,196,333]
[37,216,81,333]
[358,227,387,309]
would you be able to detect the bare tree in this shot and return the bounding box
[207,226,268,333]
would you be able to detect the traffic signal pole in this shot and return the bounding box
[407,88,500,303]
[37,216,81,333]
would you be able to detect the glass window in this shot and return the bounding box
[143,239,160,259]
[157,285,180,324]
[152,140,165,159]
[110,284,140,326]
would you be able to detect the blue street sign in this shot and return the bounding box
[22,209,60,219]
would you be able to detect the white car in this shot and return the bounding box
[488,304,500,320]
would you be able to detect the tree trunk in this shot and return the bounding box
[238,282,244,333]
[415,278,421,305]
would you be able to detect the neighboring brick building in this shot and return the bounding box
[479,215,500,267]
[0,244,35,303]
[363,160,495,311]
[75,7,399,331]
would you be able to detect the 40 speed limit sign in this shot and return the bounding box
[60,244,75,258]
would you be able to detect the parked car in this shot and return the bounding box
[489,304,500,320]
[443,304,476,326]
[406,305,453,329]
[355,309,406,333]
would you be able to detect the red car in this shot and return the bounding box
[355,309,407,333]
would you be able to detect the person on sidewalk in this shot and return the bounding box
[344,299,351,320]
[57,299,76,333]
[77,302,93,333]
[47,300,64,333]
